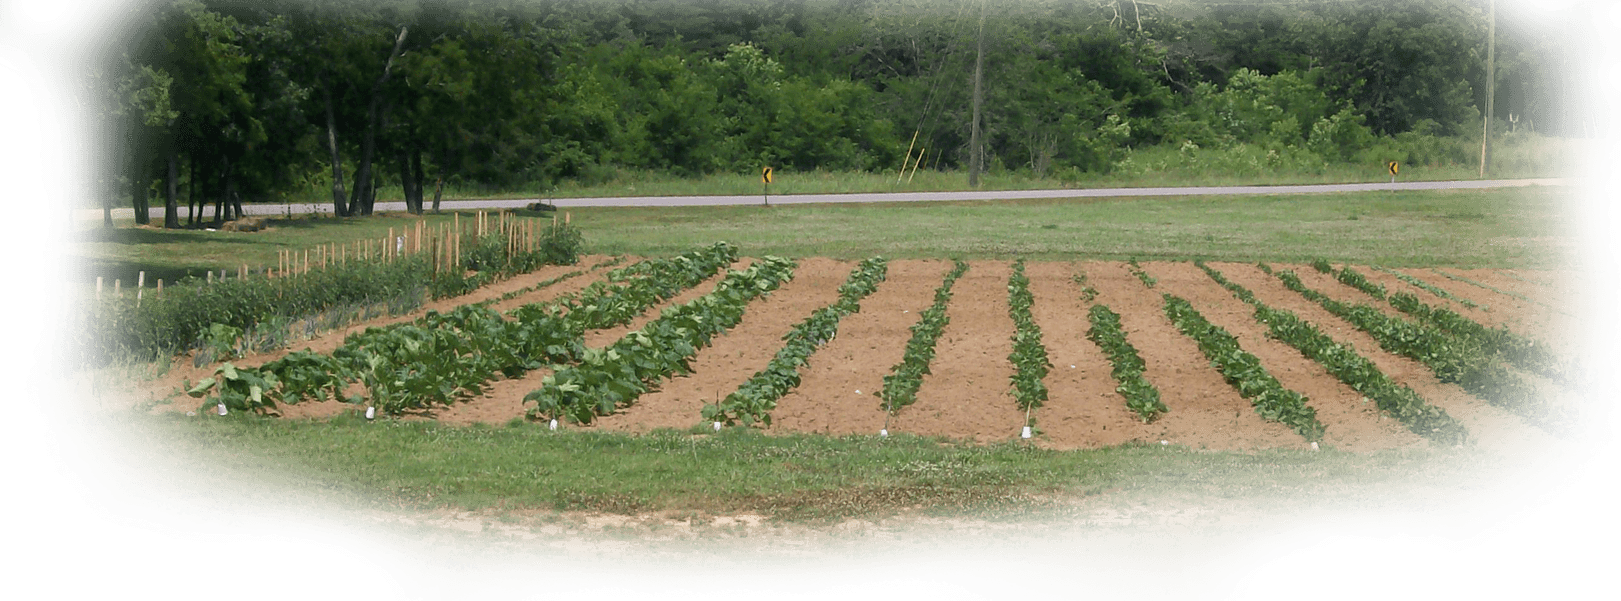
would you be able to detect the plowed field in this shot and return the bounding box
[136,255,1573,452]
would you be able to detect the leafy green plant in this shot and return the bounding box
[1162,293,1325,442]
[1006,260,1051,418]
[878,260,970,414]
[185,362,280,414]
[1127,258,1157,288]
[1197,262,1466,444]
[706,257,889,427]
[1072,270,1099,303]
[527,256,798,424]
[1372,265,1483,310]
[1086,304,1166,422]
[1269,267,1563,433]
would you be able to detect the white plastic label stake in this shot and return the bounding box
[549,419,558,431]
[879,429,888,437]
[713,421,722,432]
[217,403,227,416]
[1021,426,1032,439]
[365,406,376,420]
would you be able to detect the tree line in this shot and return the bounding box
[92,0,1578,227]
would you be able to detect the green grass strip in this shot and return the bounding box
[706,257,889,427]
[1086,303,1167,423]
[1268,266,1564,433]
[879,260,970,414]
[1162,292,1325,442]
[1370,265,1484,310]
[1199,262,1466,444]
[1007,260,1052,419]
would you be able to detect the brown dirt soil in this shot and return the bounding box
[890,260,1024,443]
[591,258,852,432]
[139,256,619,417]
[767,260,955,436]
[1022,261,1161,449]
[1267,265,1554,453]
[1084,262,1305,451]
[1157,262,1423,451]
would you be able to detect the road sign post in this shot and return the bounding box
[762,166,773,206]
[1388,161,1398,184]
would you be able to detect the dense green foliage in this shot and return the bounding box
[77,220,581,367]
[878,260,970,414]
[1201,262,1466,444]
[1085,303,1166,423]
[96,0,1574,222]
[706,257,889,427]
[1162,293,1325,442]
[1005,260,1051,418]
[526,256,798,424]
[1268,267,1562,432]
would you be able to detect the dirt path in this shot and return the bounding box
[1161,262,1422,451]
[1086,262,1305,451]
[768,260,954,436]
[892,261,1024,443]
[592,258,851,432]
[1272,265,1553,452]
[1023,261,1161,449]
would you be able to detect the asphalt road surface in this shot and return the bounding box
[78,178,1569,222]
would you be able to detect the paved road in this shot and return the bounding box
[76,178,1569,221]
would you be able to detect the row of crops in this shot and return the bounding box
[78,216,583,368]
[181,244,1571,446]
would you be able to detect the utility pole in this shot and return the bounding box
[1480,0,1495,177]
[968,2,985,188]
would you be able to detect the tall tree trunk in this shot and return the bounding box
[968,6,985,188]
[211,154,228,226]
[164,150,180,228]
[228,156,243,220]
[355,26,410,217]
[323,76,350,217]
[130,152,149,226]
[397,147,414,215]
[187,154,199,226]
[410,146,425,215]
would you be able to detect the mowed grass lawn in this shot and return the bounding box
[571,187,1572,268]
[76,186,1573,290]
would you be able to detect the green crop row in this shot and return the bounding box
[186,243,737,415]
[1162,293,1326,442]
[1326,265,1567,387]
[878,260,971,414]
[1085,303,1167,423]
[1425,268,1569,318]
[1006,260,1052,417]
[1386,291,1569,386]
[80,221,583,368]
[1197,262,1466,444]
[705,257,889,427]
[1128,258,1157,288]
[1268,267,1563,433]
[1371,265,1484,310]
[526,256,798,424]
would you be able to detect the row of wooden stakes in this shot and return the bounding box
[95,210,570,306]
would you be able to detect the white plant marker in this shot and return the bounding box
[365,406,375,420]
[879,429,888,437]
[549,419,558,431]
[1310,442,1319,451]
[713,421,722,432]
[217,403,228,416]
[1021,426,1032,439]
